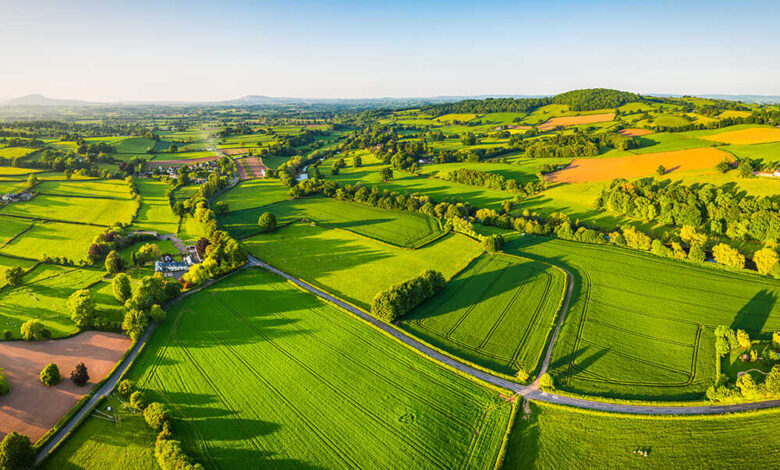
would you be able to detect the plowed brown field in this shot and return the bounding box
[0,331,131,442]
[546,147,730,183]
[537,113,615,131]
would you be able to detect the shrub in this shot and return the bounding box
[688,243,706,263]
[130,390,146,411]
[123,309,149,340]
[40,362,60,387]
[113,273,132,303]
[71,362,89,386]
[2,330,11,340]
[370,270,446,322]
[149,304,166,323]
[144,402,170,431]
[117,379,134,397]
[257,212,277,233]
[538,373,554,390]
[20,319,46,341]
[0,368,9,394]
[0,432,35,470]
[3,266,24,288]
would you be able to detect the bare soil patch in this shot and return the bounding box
[220,148,249,156]
[546,147,730,184]
[619,128,654,137]
[0,331,131,442]
[537,113,615,131]
[243,157,269,178]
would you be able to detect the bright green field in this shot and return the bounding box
[36,179,133,199]
[0,216,33,245]
[244,222,482,310]
[0,147,38,160]
[131,179,179,234]
[0,165,43,176]
[213,178,290,212]
[129,268,512,470]
[0,265,108,338]
[325,158,513,210]
[0,221,105,261]
[598,132,715,158]
[401,253,566,377]
[222,196,445,247]
[0,194,136,226]
[504,402,780,469]
[0,255,36,289]
[507,236,780,400]
[40,395,157,470]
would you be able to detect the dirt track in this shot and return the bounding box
[0,331,131,441]
[546,147,730,183]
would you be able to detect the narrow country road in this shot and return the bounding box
[248,254,780,416]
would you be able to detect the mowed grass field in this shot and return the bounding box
[130,268,512,470]
[213,178,290,212]
[0,221,105,261]
[223,197,445,248]
[131,179,179,234]
[546,147,731,183]
[507,236,780,400]
[504,402,780,469]
[40,395,157,470]
[244,223,482,310]
[401,253,566,377]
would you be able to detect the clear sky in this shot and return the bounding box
[2,0,779,101]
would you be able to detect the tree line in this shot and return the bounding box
[442,167,546,197]
[371,270,446,322]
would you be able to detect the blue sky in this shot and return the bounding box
[1,0,778,101]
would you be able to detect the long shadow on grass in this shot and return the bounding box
[731,289,777,336]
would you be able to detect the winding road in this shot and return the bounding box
[247,255,780,416]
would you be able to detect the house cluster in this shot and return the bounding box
[154,254,196,278]
[137,160,220,180]
[755,169,780,178]
[1,191,33,203]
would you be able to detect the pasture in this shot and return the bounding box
[222,197,444,247]
[400,253,566,377]
[507,236,780,400]
[0,192,136,227]
[243,222,481,310]
[0,264,108,338]
[700,126,780,145]
[40,395,157,470]
[546,147,730,183]
[0,331,131,442]
[36,179,133,200]
[213,178,289,212]
[129,268,512,470]
[504,402,780,469]
[434,113,478,122]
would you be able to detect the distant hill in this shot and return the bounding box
[1,94,100,107]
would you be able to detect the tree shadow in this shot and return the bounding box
[731,289,777,336]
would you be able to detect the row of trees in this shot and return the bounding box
[597,178,780,243]
[442,168,547,197]
[370,270,446,322]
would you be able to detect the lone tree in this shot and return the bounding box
[656,165,666,175]
[257,212,277,233]
[71,363,89,386]
[25,174,38,189]
[482,235,503,253]
[40,363,60,387]
[380,167,393,182]
[3,266,24,288]
[104,250,123,275]
[68,289,96,329]
[130,390,146,411]
[117,379,134,397]
[112,273,132,303]
[0,432,35,470]
[353,155,363,168]
[20,319,46,341]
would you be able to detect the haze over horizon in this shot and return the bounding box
[2,0,779,102]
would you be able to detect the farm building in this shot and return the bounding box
[154,255,195,277]
[1,191,33,202]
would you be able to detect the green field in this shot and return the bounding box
[36,179,133,199]
[244,222,482,310]
[506,236,780,400]
[131,179,179,234]
[213,178,290,212]
[401,253,566,377]
[0,193,136,226]
[129,268,512,469]
[222,196,445,247]
[40,395,158,470]
[0,221,105,261]
[504,402,780,469]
